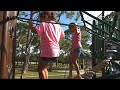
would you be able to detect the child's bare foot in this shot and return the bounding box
[73,75,84,79]
[66,76,72,79]
[82,71,95,79]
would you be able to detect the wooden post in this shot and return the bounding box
[0,11,18,79]
[0,11,8,79]
[0,12,4,64]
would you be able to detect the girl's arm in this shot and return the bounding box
[29,20,37,33]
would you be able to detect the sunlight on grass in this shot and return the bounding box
[15,68,69,79]
[15,63,101,79]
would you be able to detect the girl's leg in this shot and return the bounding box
[66,54,74,79]
[44,68,49,79]
[72,54,81,78]
[72,48,83,79]
[38,60,49,79]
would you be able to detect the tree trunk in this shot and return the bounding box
[21,11,33,74]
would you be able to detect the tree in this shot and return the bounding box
[21,11,34,74]
[17,11,91,72]
[16,11,39,74]
[16,22,29,65]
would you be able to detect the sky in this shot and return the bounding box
[82,11,113,29]
[59,11,113,30]
[59,11,113,46]
[18,11,113,52]
[18,11,113,31]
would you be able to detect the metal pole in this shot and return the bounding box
[101,11,106,77]
[109,11,119,39]
[82,11,120,32]
[92,20,96,79]
[102,11,105,57]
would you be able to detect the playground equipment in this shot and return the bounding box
[0,11,18,79]
[0,11,120,79]
[80,11,120,79]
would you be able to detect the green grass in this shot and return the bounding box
[15,63,69,79]
[15,63,102,79]
[15,63,70,79]
[15,68,68,79]
[15,68,102,79]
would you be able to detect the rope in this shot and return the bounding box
[0,16,18,25]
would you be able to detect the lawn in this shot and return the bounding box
[15,68,69,79]
[15,63,70,79]
[15,62,102,79]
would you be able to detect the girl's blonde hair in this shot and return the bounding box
[39,11,56,20]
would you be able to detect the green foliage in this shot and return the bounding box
[17,22,29,45]
[66,11,75,19]
[74,11,80,21]
[19,11,26,16]
[16,11,91,64]
[64,26,91,49]
[60,38,71,51]
[81,30,91,49]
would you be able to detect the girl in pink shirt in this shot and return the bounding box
[29,11,65,79]
[67,22,83,79]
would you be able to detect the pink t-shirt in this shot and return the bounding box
[72,31,82,49]
[35,21,65,57]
